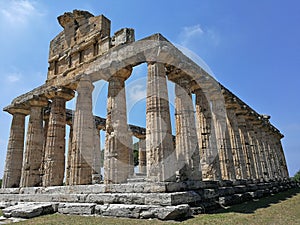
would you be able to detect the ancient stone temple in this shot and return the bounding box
[0,10,296,220]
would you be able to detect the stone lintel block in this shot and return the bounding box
[2,202,58,218]
[58,203,96,215]
[247,184,259,191]
[232,179,248,186]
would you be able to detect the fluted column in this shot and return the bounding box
[65,124,73,185]
[236,114,256,179]
[146,62,176,182]
[20,97,48,187]
[2,107,29,188]
[246,121,263,180]
[267,131,281,179]
[138,139,146,174]
[175,79,201,181]
[42,88,74,186]
[92,128,101,184]
[104,68,133,184]
[261,128,275,179]
[276,136,289,178]
[226,108,247,180]
[254,126,269,180]
[212,100,236,180]
[195,89,221,180]
[69,77,95,185]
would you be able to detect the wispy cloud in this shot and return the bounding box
[128,84,147,103]
[6,73,22,83]
[0,0,43,27]
[178,24,220,48]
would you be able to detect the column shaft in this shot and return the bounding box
[146,62,176,182]
[175,80,201,181]
[92,128,101,184]
[2,109,28,188]
[195,89,221,180]
[138,139,146,174]
[20,98,48,187]
[104,70,132,184]
[69,77,95,185]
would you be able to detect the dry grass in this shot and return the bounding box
[1,187,298,225]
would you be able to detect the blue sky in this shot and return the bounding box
[0,0,299,177]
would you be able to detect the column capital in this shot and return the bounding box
[28,96,48,107]
[45,87,75,100]
[4,104,30,115]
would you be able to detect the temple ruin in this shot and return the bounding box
[0,10,296,220]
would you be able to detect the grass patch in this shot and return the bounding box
[0,209,2,217]
[12,188,300,225]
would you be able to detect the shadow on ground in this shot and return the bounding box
[212,187,300,214]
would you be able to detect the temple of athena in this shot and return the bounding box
[0,10,297,220]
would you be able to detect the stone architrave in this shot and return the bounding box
[104,68,133,184]
[2,107,29,188]
[195,89,221,181]
[174,79,201,181]
[42,88,74,186]
[146,62,176,182]
[20,97,48,187]
[69,77,95,185]
[138,139,146,174]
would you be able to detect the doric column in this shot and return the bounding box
[146,62,176,182]
[138,139,146,174]
[212,100,236,180]
[69,77,95,185]
[92,128,101,184]
[65,124,73,185]
[104,68,133,184]
[261,128,275,179]
[195,89,221,180]
[253,126,269,180]
[225,107,248,180]
[236,114,256,179]
[2,106,29,188]
[175,79,201,181]
[20,97,48,187]
[276,135,289,178]
[267,131,281,179]
[42,88,74,186]
[245,120,263,180]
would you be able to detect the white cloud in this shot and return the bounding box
[178,24,220,48]
[0,0,43,26]
[128,84,147,103]
[6,73,22,83]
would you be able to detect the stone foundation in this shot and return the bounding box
[0,180,298,220]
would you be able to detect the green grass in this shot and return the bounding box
[7,188,300,225]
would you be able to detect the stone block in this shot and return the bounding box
[233,185,247,193]
[58,203,96,215]
[218,187,235,196]
[2,202,58,218]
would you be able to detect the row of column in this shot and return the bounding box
[2,63,289,188]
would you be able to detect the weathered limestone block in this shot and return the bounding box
[95,204,191,220]
[174,79,201,181]
[195,89,221,180]
[146,62,176,182]
[58,203,96,215]
[69,77,95,185]
[104,68,133,184]
[3,203,58,218]
[43,87,74,187]
[20,98,48,187]
[2,107,29,188]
